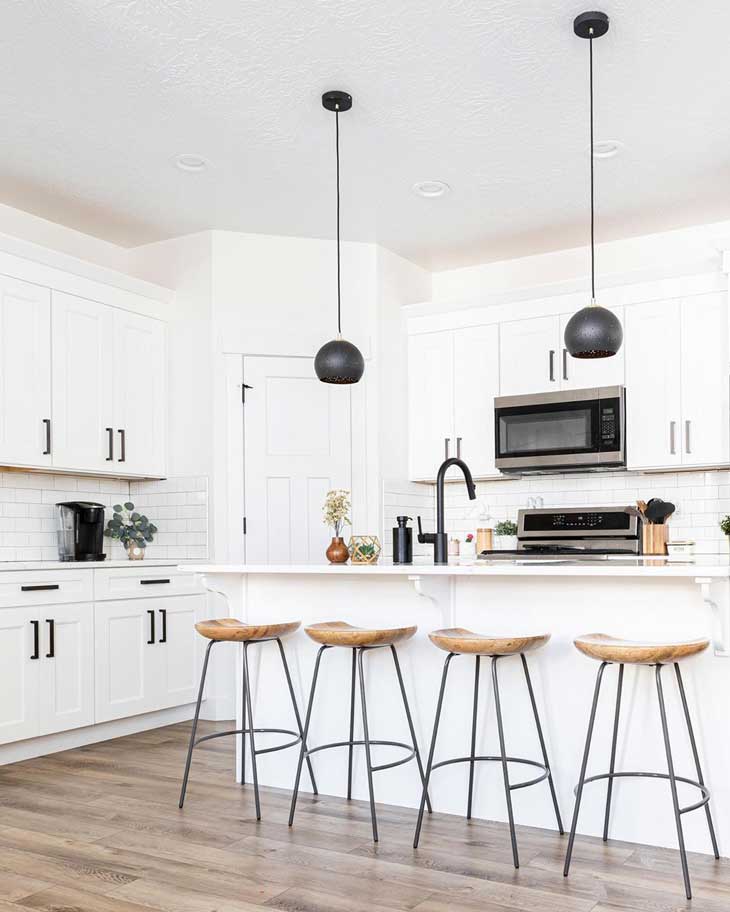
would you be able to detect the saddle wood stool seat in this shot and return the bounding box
[179,618,316,818]
[564,633,719,900]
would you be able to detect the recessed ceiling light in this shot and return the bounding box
[174,153,209,172]
[592,140,623,159]
[412,179,451,198]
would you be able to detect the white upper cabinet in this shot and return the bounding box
[559,308,625,390]
[0,277,52,467]
[453,324,500,477]
[500,316,561,396]
[112,309,166,477]
[52,292,114,473]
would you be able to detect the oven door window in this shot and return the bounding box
[496,402,599,458]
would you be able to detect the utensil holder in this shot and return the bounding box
[642,523,668,555]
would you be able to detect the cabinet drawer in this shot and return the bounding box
[93,566,204,601]
[0,570,93,609]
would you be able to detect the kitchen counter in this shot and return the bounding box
[0,558,192,571]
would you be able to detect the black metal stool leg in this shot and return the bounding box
[347,647,357,800]
[179,640,215,808]
[289,645,328,826]
[414,653,454,848]
[564,661,608,877]
[492,656,519,869]
[358,647,379,843]
[603,662,624,841]
[390,645,432,815]
[276,638,318,795]
[656,663,692,900]
[241,642,261,821]
[240,652,247,785]
[674,662,719,859]
[521,653,563,835]
[466,655,480,820]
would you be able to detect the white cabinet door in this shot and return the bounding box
[499,316,560,396]
[94,599,159,722]
[52,292,114,472]
[38,605,94,736]
[408,331,454,481]
[0,609,40,744]
[157,595,202,710]
[680,293,729,467]
[559,307,625,390]
[112,309,166,476]
[453,324,500,477]
[625,300,682,470]
[0,278,52,467]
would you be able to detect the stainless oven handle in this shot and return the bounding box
[548,349,555,382]
[685,420,691,455]
[670,420,677,455]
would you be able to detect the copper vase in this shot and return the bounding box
[326,536,349,564]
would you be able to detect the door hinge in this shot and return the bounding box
[242,383,253,403]
[243,517,247,535]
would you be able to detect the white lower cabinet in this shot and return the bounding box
[95,594,203,723]
[0,608,41,743]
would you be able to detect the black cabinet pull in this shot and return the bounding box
[30,620,40,660]
[147,609,155,644]
[42,418,51,455]
[159,608,167,643]
[140,578,171,586]
[118,428,126,463]
[562,348,569,381]
[21,584,60,592]
[105,427,114,461]
[46,619,55,658]
[549,349,556,382]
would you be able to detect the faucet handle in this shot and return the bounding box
[417,516,436,544]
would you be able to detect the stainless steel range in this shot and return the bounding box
[478,506,642,559]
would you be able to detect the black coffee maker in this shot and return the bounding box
[56,502,107,561]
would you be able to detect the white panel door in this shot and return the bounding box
[243,356,351,564]
[0,278,52,467]
[453,324,500,477]
[39,604,94,736]
[157,595,202,709]
[499,316,561,396]
[680,293,729,467]
[408,331,454,481]
[113,309,166,476]
[52,292,114,472]
[559,307,625,390]
[94,600,160,722]
[0,609,40,744]
[625,299,682,470]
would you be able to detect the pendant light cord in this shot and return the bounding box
[335,108,342,335]
[589,35,596,304]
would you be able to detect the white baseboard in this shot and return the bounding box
[0,704,197,766]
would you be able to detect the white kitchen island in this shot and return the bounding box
[183,558,730,857]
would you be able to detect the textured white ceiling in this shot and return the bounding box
[3,1,730,269]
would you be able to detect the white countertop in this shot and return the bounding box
[182,556,730,579]
[0,559,187,571]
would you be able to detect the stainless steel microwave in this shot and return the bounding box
[494,386,625,473]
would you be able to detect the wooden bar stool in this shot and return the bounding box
[564,633,719,900]
[414,628,563,868]
[179,618,317,818]
[288,621,431,842]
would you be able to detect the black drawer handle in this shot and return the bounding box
[46,619,55,659]
[147,609,155,644]
[159,608,167,643]
[21,584,60,592]
[140,579,171,586]
[30,620,40,660]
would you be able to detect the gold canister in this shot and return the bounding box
[476,527,493,553]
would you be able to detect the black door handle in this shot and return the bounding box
[46,619,55,658]
[106,427,114,461]
[30,620,40,660]
[118,428,126,463]
[42,418,51,455]
[21,584,60,592]
[159,608,167,643]
[140,579,171,586]
[147,609,155,644]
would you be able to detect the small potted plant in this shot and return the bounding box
[323,489,351,563]
[105,502,158,560]
[461,532,477,561]
[720,516,730,553]
[494,519,518,551]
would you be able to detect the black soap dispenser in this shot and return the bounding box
[393,515,413,564]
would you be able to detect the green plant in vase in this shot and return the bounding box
[105,502,158,560]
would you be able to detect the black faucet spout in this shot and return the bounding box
[430,457,476,564]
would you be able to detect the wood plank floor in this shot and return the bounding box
[0,721,728,912]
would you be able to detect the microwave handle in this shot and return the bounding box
[548,349,555,382]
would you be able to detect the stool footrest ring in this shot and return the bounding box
[304,739,416,773]
[194,727,302,756]
[578,771,711,815]
[431,755,550,791]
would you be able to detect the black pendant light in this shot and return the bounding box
[314,91,365,384]
[564,11,623,359]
